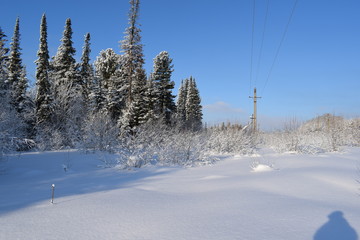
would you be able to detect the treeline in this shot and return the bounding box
[0,0,203,151]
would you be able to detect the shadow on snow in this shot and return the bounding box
[314,211,358,240]
[0,150,178,215]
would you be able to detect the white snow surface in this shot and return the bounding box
[1,148,360,240]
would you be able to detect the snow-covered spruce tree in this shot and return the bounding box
[94,49,118,92]
[0,27,9,91]
[80,33,94,108]
[51,18,77,100]
[150,51,176,124]
[93,48,122,115]
[35,14,53,129]
[88,75,104,114]
[176,79,188,128]
[51,18,84,147]
[142,77,156,122]
[107,66,127,121]
[7,18,22,91]
[119,69,148,134]
[185,77,203,131]
[119,0,148,133]
[8,17,28,114]
[7,18,34,138]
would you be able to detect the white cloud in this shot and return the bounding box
[203,101,247,125]
[203,101,243,114]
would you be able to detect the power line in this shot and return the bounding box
[249,0,256,95]
[255,0,270,87]
[261,0,299,95]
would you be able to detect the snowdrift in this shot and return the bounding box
[0,148,359,239]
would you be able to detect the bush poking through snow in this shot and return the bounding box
[115,121,258,169]
[117,121,218,169]
[263,114,360,154]
[82,111,119,152]
[207,123,256,155]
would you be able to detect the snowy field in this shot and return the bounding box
[1,148,359,240]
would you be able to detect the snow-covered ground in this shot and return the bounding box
[1,148,359,240]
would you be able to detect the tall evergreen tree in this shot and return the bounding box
[151,51,176,124]
[119,0,148,132]
[35,14,52,126]
[142,77,156,122]
[119,68,148,134]
[51,18,83,146]
[107,64,126,121]
[185,77,202,131]
[93,48,121,113]
[51,18,77,101]
[80,33,93,105]
[8,18,23,90]
[8,17,28,114]
[120,0,145,103]
[0,27,9,91]
[176,79,188,125]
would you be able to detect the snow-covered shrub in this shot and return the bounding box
[0,94,28,153]
[82,111,119,152]
[0,93,29,172]
[263,130,300,153]
[206,125,255,155]
[264,114,360,154]
[343,118,360,147]
[117,121,217,168]
[35,127,69,151]
[156,130,214,166]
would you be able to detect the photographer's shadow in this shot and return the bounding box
[314,211,358,240]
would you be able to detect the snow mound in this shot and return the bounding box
[252,164,274,172]
[200,175,227,180]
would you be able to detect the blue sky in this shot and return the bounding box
[1,0,359,130]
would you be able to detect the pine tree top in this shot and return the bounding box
[9,17,22,62]
[53,18,76,67]
[8,17,24,86]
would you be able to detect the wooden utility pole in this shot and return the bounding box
[249,88,261,133]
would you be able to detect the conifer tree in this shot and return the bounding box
[35,14,52,126]
[93,48,121,113]
[107,65,126,120]
[119,0,148,132]
[185,77,203,131]
[80,33,93,105]
[120,0,145,103]
[119,68,147,133]
[51,18,77,101]
[14,66,29,114]
[151,51,176,124]
[8,18,23,89]
[176,79,188,125]
[0,27,9,91]
[142,77,156,122]
[51,18,83,146]
[8,17,28,114]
